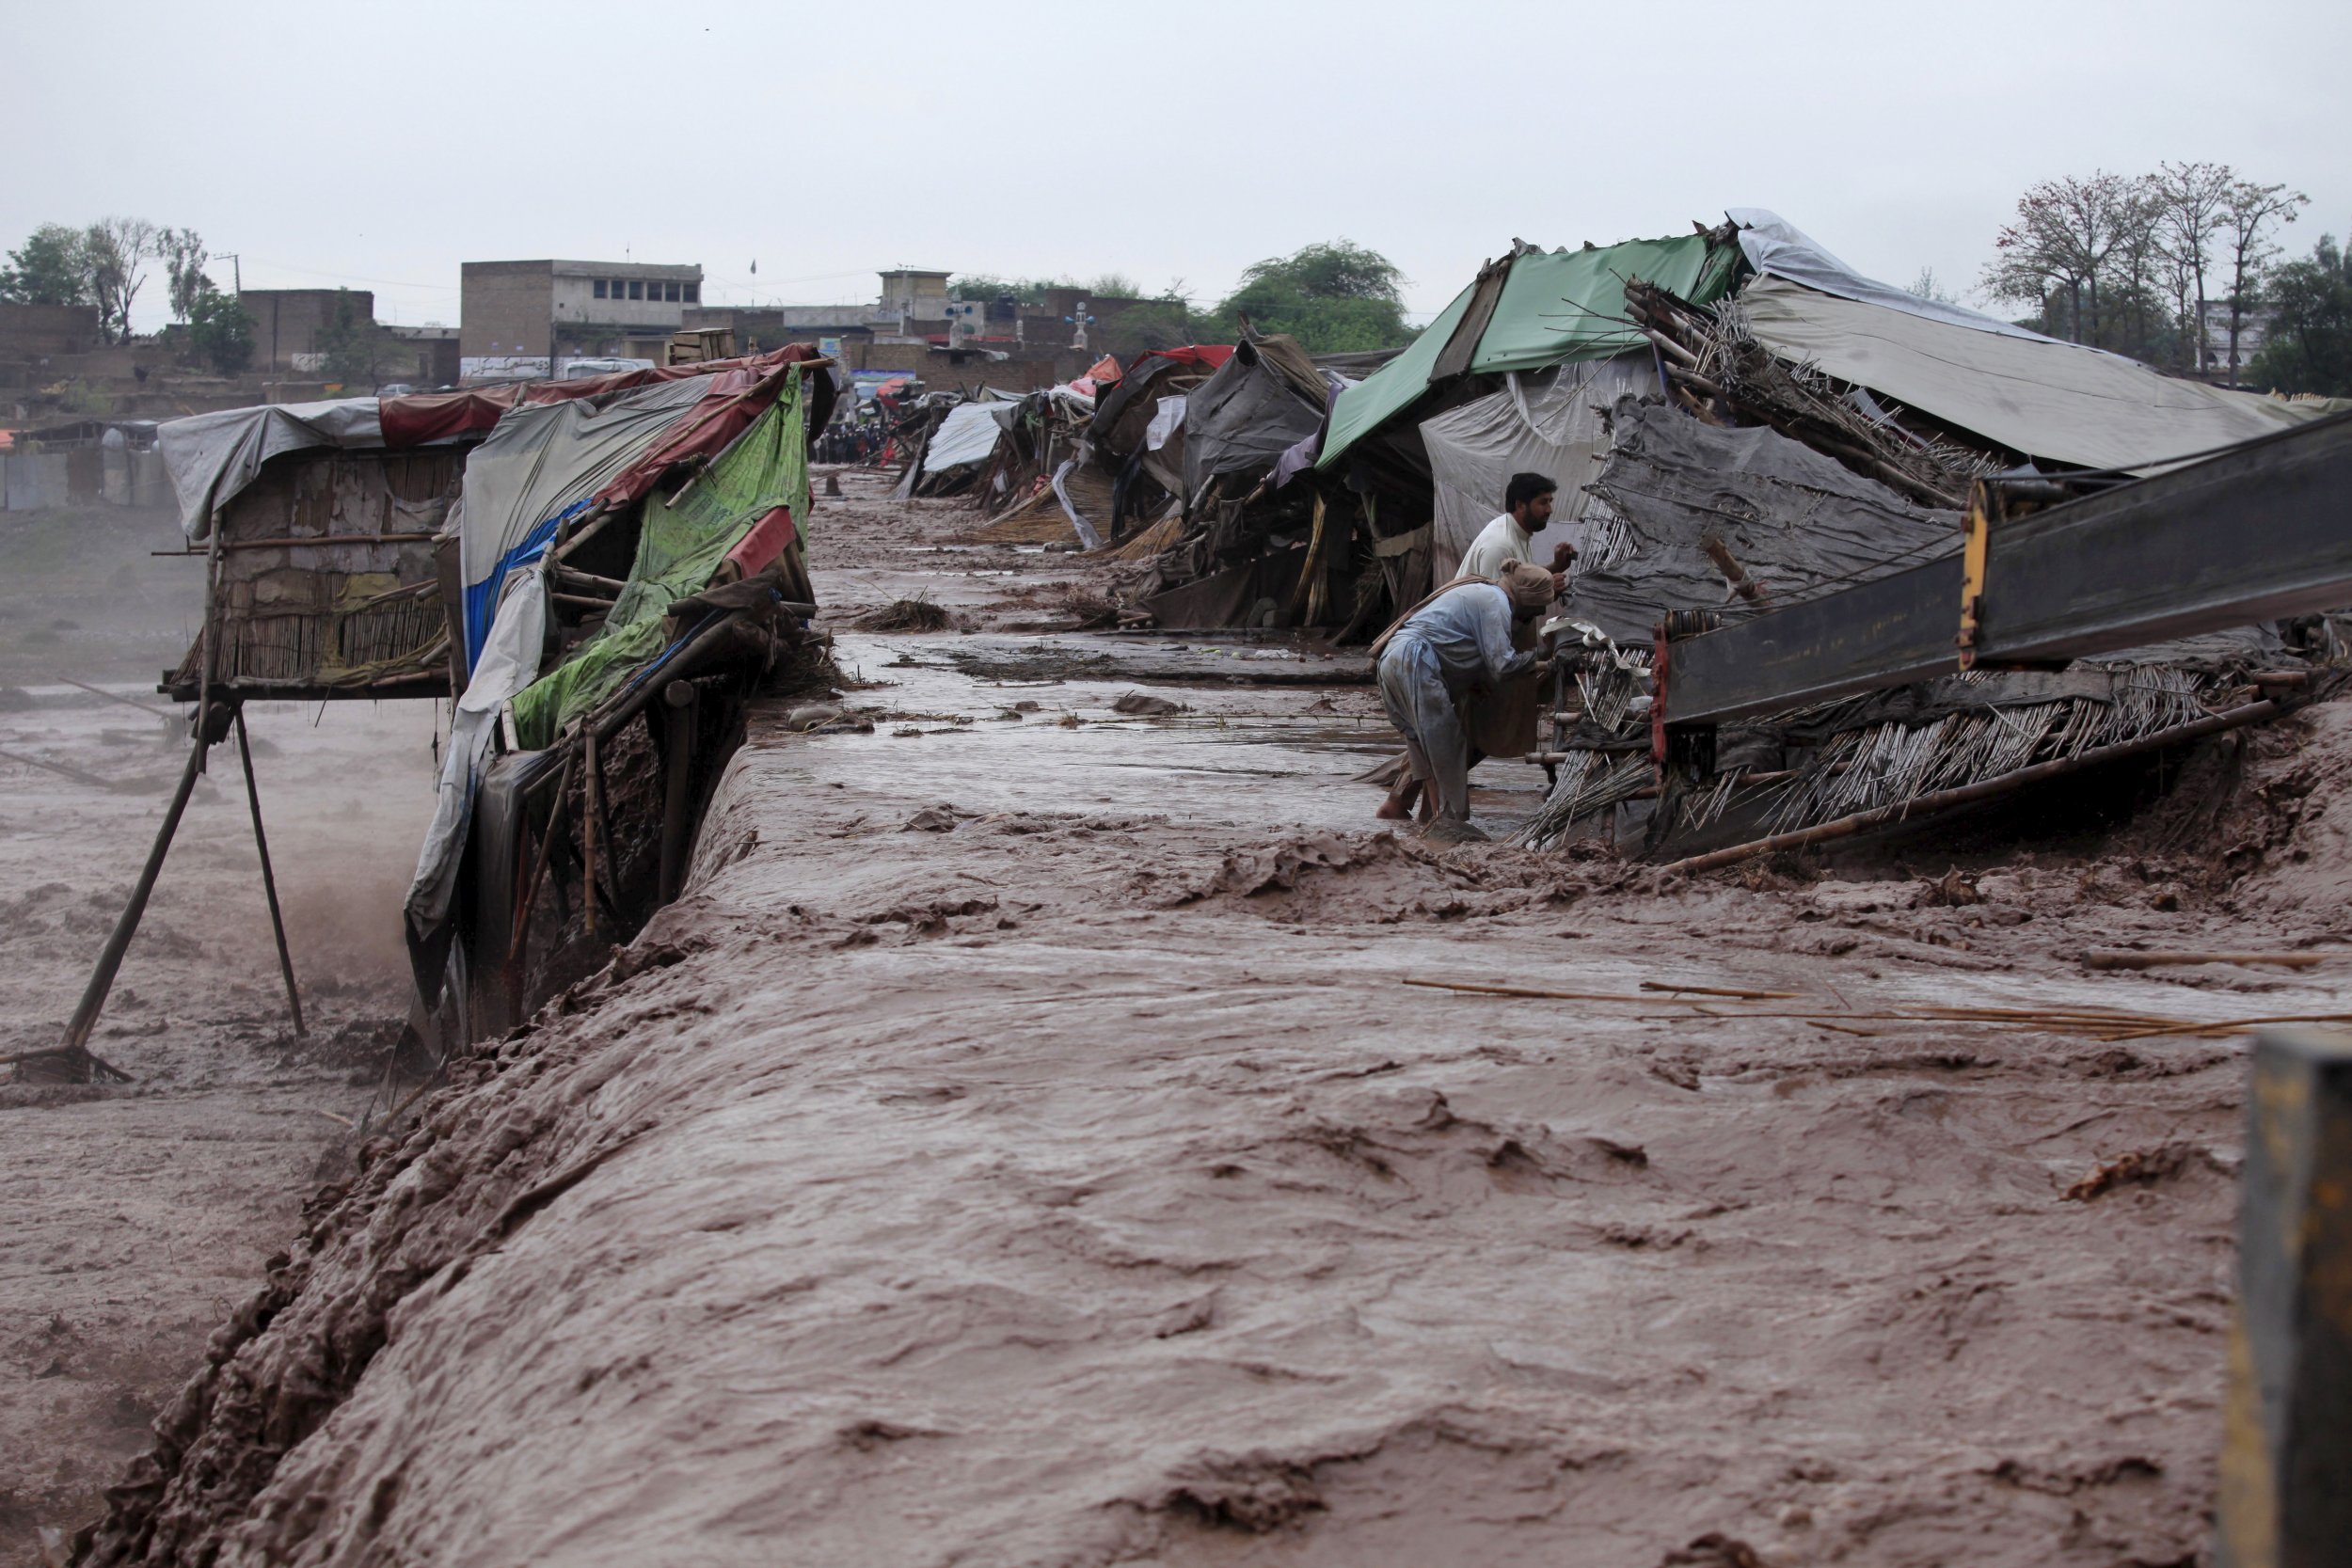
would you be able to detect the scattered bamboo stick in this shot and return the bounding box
[1404,977,1699,1006]
[0,745,122,791]
[1639,981,1802,1000]
[2082,950,2339,972]
[50,674,175,718]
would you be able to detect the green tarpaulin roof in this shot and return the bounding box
[1319,233,1740,471]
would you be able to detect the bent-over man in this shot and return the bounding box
[1373,560,1557,843]
[1377,471,1572,822]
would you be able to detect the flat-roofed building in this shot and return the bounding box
[459,260,703,378]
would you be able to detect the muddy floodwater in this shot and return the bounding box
[13,472,2352,1567]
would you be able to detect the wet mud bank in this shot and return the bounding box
[75,677,2352,1566]
[60,468,2352,1565]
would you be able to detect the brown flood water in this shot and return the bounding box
[25,468,2352,1567]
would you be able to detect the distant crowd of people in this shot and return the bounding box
[814,408,890,465]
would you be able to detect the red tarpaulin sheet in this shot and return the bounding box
[596,345,832,511]
[724,505,797,578]
[377,345,830,451]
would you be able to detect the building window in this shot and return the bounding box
[683,282,699,303]
[609,278,625,298]
[593,279,608,299]
[628,280,644,301]
[664,281,681,303]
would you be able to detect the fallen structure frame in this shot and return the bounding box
[1659,409,2352,728]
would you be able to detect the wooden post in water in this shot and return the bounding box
[2217,1028,2352,1566]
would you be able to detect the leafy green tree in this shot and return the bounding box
[1215,241,1415,353]
[2248,234,2352,398]
[159,228,209,321]
[0,223,95,305]
[183,279,254,374]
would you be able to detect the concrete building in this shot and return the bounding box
[240,288,375,372]
[878,268,952,331]
[459,259,704,376]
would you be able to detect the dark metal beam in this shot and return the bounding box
[1663,409,2352,726]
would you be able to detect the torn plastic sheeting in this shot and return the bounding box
[509,369,811,750]
[1144,395,1187,451]
[1564,394,1957,645]
[1418,356,1653,581]
[160,399,384,540]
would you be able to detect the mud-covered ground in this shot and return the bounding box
[26,467,2352,1566]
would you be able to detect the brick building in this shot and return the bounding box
[239,289,375,372]
[459,259,703,376]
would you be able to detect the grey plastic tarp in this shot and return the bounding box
[1565,395,1957,645]
[1180,336,1330,506]
[1736,276,2332,473]
[1417,356,1655,581]
[920,401,1016,474]
[457,375,713,605]
[159,399,385,540]
[1728,209,2054,342]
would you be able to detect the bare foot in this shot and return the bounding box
[1375,799,1413,821]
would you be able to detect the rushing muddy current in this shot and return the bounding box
[54,471,2352,1567]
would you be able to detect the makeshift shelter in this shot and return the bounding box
[1506,213,2342,854]
[1084,345,1232,539]
[1283,230,1748,635]
[1124,334,1354,628]
[40,348,840,1084]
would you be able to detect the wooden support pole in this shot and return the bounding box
[580,729,601,942]
[2217,1028,2352,1567]
[57,706,228,1069]
[234,706,304,1037]
[508,752,575,971]
[658,681,697,905]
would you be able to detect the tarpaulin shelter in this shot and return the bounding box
[511,382,814,749]
[1317,233,1742,475]
[402,352,832,1003]
[1416,356,1655,581]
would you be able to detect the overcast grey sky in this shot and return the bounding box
[7,0,2346,334]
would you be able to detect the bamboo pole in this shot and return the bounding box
[234,707,304,1037]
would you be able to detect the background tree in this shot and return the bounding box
[315,288,388,385]
[83,216,159,341]
[1214,240,1415,353]
[2155,161,2233,372]
[2218,179,2309,382]
[0,223,95,306]
[159,229,210,322]
[2248,233,2352,398]
[1981,172,2147,347]
[1906,267,1958,305]
[182,279,254,374]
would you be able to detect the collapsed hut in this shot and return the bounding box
[27,348,837,1082]
[1512,213,2344,855]
[1122,332,1354,626]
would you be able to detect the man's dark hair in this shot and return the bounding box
[1505,471,1558,512]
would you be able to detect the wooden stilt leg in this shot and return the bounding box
[234,706,304,1037]
[55,705,228,1077]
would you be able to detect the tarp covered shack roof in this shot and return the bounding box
[1318,232,1742,470]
